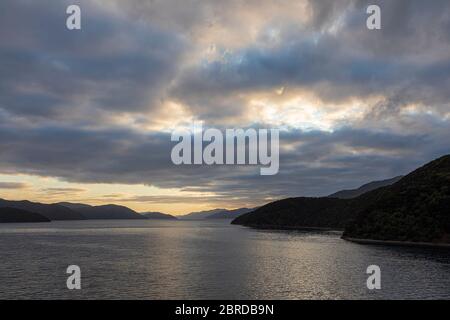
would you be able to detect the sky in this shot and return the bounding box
[0,0,449,215]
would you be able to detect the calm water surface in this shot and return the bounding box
[0,220,449,299]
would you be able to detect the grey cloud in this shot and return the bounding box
[0,182,28,190]
[171,0,450,121]
[0,0,185,124]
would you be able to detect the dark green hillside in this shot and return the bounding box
[344,155,450,243]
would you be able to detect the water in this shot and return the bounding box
[0,220,449,300]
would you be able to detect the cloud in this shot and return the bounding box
[170,0,450,123]
[0,182,28,190]
[0,0,185,127]
[41,188,86,195]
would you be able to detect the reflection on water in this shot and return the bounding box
[0,220,449,299]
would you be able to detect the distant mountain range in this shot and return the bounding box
[233,155,450,244]
[179,208,255,220]
[206,208,255,219]
[179,208,228,220]
[0,198,248,223]
[0,173,421,225]
[142,212,178,220]
[0,200,178,222]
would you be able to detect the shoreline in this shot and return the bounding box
[342,236,450,248]
[235,224,450,248]
[235,223,344,232]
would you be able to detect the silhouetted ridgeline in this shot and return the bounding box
[233,155,450,244]
[206,208,254,219]
[62,203,147,220]
[179,208,255,220]
[230,180,396,230]
[179,208,228,220]
[0,199,85,221]
[0,200,149,222]
[328,176,403,199]
[0,199,248,222]
[0,207,50,223]
[232,198,350,230]
[142,212,178,220]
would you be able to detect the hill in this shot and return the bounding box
[232,197,351,230]
[0,207,51,223]
[328,176,403,199]
[343,155,450,243]
[0,199,86,220]
[142,212,178,220]
[57,202,92,210]
[59,203,146,220]
[233,155,450,244]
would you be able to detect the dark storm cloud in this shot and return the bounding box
[0,0,185,122]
